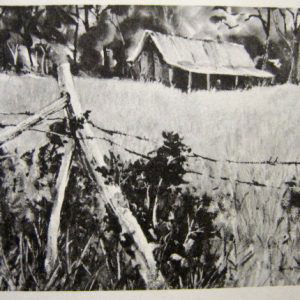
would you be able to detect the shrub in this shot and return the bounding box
[97,131,225,288]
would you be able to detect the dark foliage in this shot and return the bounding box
[97,131,225,288]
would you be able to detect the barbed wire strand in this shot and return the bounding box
[186,169,283,190]
[88,120,153,142]
[189,153,300,166]
[0,111,34,116]
[0,123,15,128]
[83,135,150,160]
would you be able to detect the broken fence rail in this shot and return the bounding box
[0,111,34,116]
[88,120,151,142]
[0,111,153,142]
[0,95,68,147]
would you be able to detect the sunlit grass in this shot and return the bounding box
[1,74,300,287]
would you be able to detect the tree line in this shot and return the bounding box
[0,5,299,84]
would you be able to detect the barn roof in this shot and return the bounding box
[127,30,274,78]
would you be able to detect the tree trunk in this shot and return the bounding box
[262,37,270,70]
[2,44,7,70]
[84,6,90,32]
[40,46,46,75]
[118,46,126,77]
[288,39,300,84]
[103,46,110,75]
[7,42,18,67]
[114,15,126,76]
[26,45,33,69]
[261,8,271,71]
[73,6,79,65]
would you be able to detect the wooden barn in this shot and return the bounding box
[127,30,274,91]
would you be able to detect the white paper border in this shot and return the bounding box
[0,0,300,299]
[0,0,298,7]
[1,285,300,299]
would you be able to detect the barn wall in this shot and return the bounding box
[129,59,141,80]
[153,49,170,85]
[138,38,155,81]
[140,50,154,81]
[129,38,172,85]
[153,52,162,82]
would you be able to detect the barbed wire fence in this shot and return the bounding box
[1,109,299,190]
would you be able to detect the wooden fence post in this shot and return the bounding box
[45,139,74,275]
[51,47,166,289]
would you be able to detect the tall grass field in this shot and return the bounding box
[1,74,300,288]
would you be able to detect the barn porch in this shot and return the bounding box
[170,68,273,92]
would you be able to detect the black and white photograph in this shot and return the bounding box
[0,1,300,296]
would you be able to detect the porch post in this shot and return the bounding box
[187,71,192,93]
[169,67,174,87]
[271,76,275,85]
[235,76,239,88]
[206,74,211,90]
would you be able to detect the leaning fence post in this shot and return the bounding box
[49,45,166,289]
[45,138,74,275]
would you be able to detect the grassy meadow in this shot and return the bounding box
[1,74,300,287]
